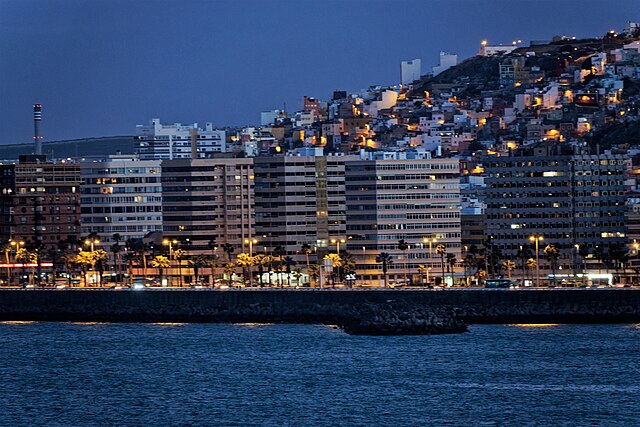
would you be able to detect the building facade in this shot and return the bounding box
[0,155,82,256]
[345,151,461,286]
[253,148,346,265]
[79,156,163,248]
[161,157,255,257]
[484,143,628,279]
[136,118,226,160]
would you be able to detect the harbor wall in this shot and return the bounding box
[0,289,639,324]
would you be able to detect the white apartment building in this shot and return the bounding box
[136,118,226,160]
[80,155,163,247]
[401,59,421,85]
[345,150,461,286]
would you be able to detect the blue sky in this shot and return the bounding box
[0,0,637,143]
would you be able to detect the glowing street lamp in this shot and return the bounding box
[529,235,544,287]
[163,239,178,286]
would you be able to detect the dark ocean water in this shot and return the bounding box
[0,322,638,426]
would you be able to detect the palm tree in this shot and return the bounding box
[501,260,516,280]
[188,254,209,285]
[208,254,222,286]
[308,264,320,287]
[435,244,447,286]
[123,251,137,286]
[16,248,37,285]
[236,253,254,284]
[93,249,109,286]
[150,255,170,285]
[462,254,477,286]
[375,252,393,288]
[112,233,123,283]
[60,251,77,287]
[341,251,356,287]
[301,243,312,270]
[323,253,342,287]
[283,256,296,287]
[544,244,560,285]
[223,262,236,284]
[75,250,94,287]
[222,243,235,262]
[174,248,186,287]
[526,258,537,284]
[397,239,409,285]
[417,264,429,286]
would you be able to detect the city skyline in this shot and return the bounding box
[1,0,638,144]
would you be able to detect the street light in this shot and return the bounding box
[330,238,346,285]
[163,239,178,286]
[8,240,24,286]
[529,235,544,287]
[244,238,258,285]
[84,238,100,286]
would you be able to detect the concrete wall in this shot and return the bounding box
[0,289,639,325]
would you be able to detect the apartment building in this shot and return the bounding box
[484,142,628,277]
[79,156,163,247]
[136,118,226,160]
[345,151,462,285]
[161,157,255,255]
[0,155,82,254]
[253,148,346,265]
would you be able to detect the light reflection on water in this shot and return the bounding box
[0,321,37,325]
[0,323,637,426]
[508,323,561,328]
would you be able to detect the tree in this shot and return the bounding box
[188,254,209,285]
[60,252,77,287]
[462,254,477,286]
[223,262,236,284]
[283,256,296,287]
[93,249,109,286]
[236,253,254,284]
[341,251,356,287]
[516,246,533,282]
[150,255,170,285]
[544,244,560,285]
[501,260,516,280]
[123,252,137,286]
[398,239,409,285]
[222,243,235,262]
[375,252,393,288]
[417,264,429,286]
[526,258,537,283]
[446,253,457,273]
[308,264,320,287]
[208,254,222,286]
[16,248,37,285]
[76,251,94,287]
[173,248,186,287]
[435,244,447,286]
[112,233,123,283]
[323,253,342,287]
[301,243,312,270]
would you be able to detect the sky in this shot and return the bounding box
[0,0,637,144]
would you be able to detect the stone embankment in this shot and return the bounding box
[0,288,639,335]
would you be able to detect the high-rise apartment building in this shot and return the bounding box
[484,142,628,277]
[79,156,163,247]
[161,157,255,256]
[345,151,461,285]
[0,155,82,254]
[254,148,346,264]
[136,118,226,160]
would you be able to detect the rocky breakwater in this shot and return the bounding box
[336,301,468,335]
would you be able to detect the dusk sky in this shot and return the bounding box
[0,0,637,144]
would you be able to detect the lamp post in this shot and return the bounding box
[330,238,346,285]
[84,238,100,286]
[529,235,543,288]
[8,240,24,286]
[244,238,258,285]
[423,237,437,285]
[163,239,178,286]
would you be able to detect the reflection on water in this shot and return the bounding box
[508,323,561,328]
[234,322,275,327]
[150,322,188,327]
[0,323,637,426]
[0,321,37,325]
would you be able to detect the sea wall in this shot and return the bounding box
[0,289,639,327]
